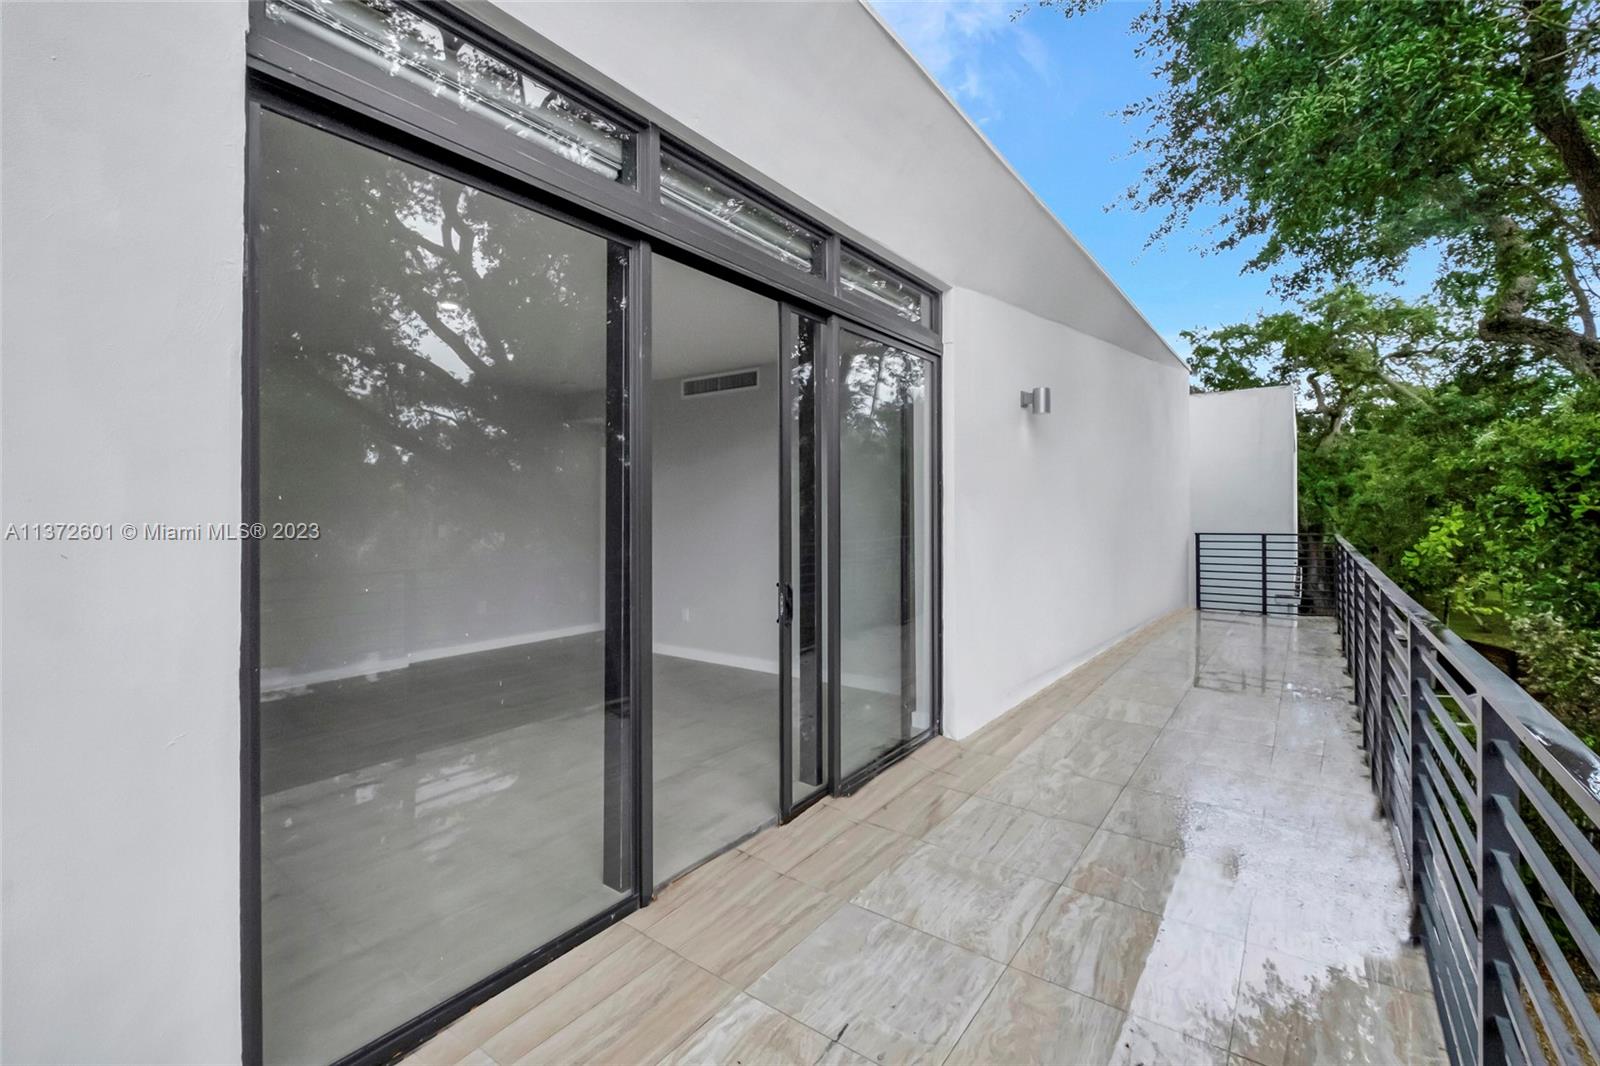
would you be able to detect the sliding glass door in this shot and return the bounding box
[253,110,633,1064]
[837,330,936,779]
[648,259,786,882]
[249,102,937,1066]
[784,310,827,810]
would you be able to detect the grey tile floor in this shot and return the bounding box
[262,643,787,1065]
[409,609,1448,1066]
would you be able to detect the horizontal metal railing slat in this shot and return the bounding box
[1496,962,1537,1066]
[1422,799,1483,928]
[1494,795,1600,980]
[1493,851,1600,1063]
[1421,684,1479,774]
[1420,650,1483,731]
[1427,768,1484,883]
[1421,714,1480,813]
[1305,536,1600,1066]
[1428,843,1482,981]
[1499,742,1600,893]
[1421,756,1480,875]
[1423,904,1479,1065]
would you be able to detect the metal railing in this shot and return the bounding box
[1334,536,1600,1066]
[1195,532,1337,615]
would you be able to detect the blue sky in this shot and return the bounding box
[870,1,1289,356]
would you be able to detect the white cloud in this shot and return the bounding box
[878,0,1012,76]
[874,0,1053,115]
[1015,27,1056,84]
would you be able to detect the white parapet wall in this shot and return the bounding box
[1189,386,1299,535]
[1189,386,1301,614]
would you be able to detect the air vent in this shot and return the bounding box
[681,368,759,398]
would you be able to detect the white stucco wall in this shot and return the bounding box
[941,289,1192,739]
[0,0,1198,1057]
[0,3,248,1062]
[1189,386,1299,534]
[483,0,1179,368]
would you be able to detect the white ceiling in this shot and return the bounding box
[653,256,778,380]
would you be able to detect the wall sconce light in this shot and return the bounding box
[1020,386,1052,414]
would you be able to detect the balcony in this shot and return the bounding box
[408,606,1450,1065]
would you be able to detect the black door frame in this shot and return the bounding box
[242,86,654,1066]
[779,306,829,820]
[240,7,945,1062]
[829,323,945,796]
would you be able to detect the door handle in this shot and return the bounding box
[776,582,794,626]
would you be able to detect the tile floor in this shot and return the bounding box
[407,610,1447,1066]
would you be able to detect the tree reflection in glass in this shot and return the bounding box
[838,333,933,777]
[255,110,625,1065]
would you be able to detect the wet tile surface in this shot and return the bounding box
[406,612,1446,1066]
[746,904,1002,1065]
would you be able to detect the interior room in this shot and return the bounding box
[252,128,805,1058]
[254,112,628,1064]
[649,256,784,883]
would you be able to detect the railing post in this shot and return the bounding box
[1260,533,1268,614]
[1353,570,1367,747]
[1376,591,1392,812]
[1477,702,1516,1065]
[1366,578,1380,754]
[1194,532,1201,611]
[1338,548,1349,653]
[1406,616,1426,944]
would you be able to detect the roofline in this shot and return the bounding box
[857,0,1186,371]
[1189,384,1295,399]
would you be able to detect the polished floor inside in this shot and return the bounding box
[261,638,782,1064]
[407,610,1447,1066]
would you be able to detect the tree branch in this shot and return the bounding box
[1477,309,1600,376]
[1482,213,1600,375]
[1523,0,1600,245]
[1555,237,1597,341]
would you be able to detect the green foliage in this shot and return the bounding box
[1188,295,1600,741]
[1303,365,1600,736]
[1041,0,1600,376]
[1185,285,1460,448]
[1511,612,1600,745]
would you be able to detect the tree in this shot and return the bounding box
[1041,0,1600,376]
[1184,285,1458,450]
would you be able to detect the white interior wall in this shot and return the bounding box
[0,3,248,1062]
[651,375,780,671]
[258,403,606,692]
[941,288,1192,739]
[1189,386,1299,534]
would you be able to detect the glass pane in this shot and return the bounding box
[256,111,629,1064]
[661,153,821,272]
[265,0,631,180]
[839,331,934,777]
[840,249,928,324]
[650,257,782,883]
[788,314,826,800]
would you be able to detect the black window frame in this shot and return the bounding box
[246,0,942,352]
[838,242,939,330]
[241,3,945,1064]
